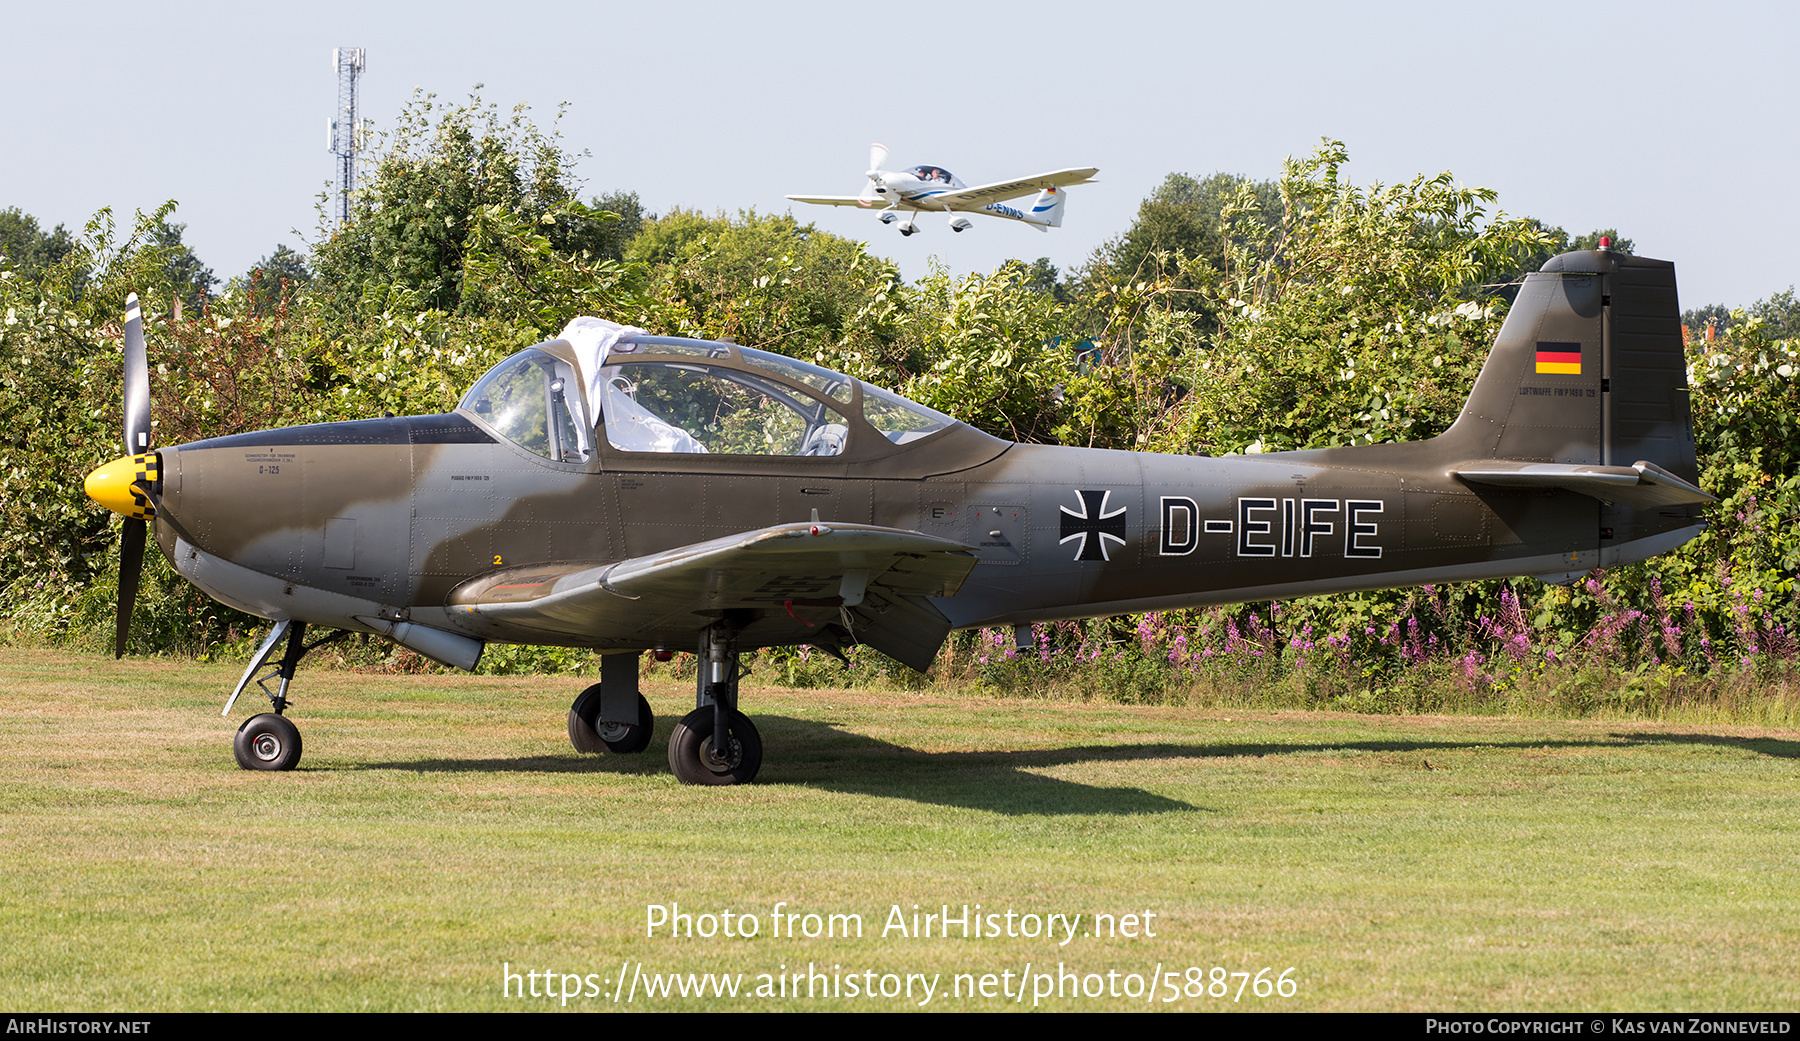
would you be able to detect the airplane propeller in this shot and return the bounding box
[116,292,154,657]
[859,141,891,208]
[82,293,157,657]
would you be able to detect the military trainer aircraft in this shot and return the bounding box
[786,142,1098,236]
[83,246,1712,785]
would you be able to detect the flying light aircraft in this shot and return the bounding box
[83,246,1712,785]
[786,142,1098,236]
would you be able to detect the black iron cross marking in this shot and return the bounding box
[1059,489,1126,561]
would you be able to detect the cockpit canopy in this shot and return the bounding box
[458,336,958,462]
[904,165,963,187]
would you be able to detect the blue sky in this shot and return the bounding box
[5,0,1793,309]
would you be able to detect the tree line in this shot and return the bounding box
[2,91,1795,708]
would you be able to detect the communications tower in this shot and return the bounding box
[328,47,367,226]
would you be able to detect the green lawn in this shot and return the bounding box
[2,646,1796,1011]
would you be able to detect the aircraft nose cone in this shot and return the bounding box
[84,454,157,520]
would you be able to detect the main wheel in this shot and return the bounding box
[667,707,762,785]
[570,686,655,754]
[234,713,302,771]
[598,694,655,753]
[568,685,604,753]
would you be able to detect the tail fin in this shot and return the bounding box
[1028,186,1066,228]
[1440,249,1709,507]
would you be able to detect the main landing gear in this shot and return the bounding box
[568,651,655,754]
[223,619,348,771]
[567,627,762,784]
[668,624,762,785]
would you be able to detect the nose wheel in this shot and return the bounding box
[234,713,302,771]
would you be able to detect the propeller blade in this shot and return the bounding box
[122,292,151,457]
[868,141,889,175]
[116,517,146,659]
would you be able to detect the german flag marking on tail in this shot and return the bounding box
[1535,341,1582,375]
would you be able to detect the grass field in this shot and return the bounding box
[2,646,1797,1012]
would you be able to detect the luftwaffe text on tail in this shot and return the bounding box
[786,142,1098,236]
[83,246,1712,785]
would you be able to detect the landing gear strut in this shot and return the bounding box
[569,651,655,754]
[668,624,763,785]
[223,619,347,772]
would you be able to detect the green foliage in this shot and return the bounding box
[0,203,226,641]
[311,90,644,330]
[571,189,649,262]
[149,220,217,314]
[631,207,901,363]
[0,208,80,287]
[882,262,1075,443]
[1747,286,1800,340]
[237,244,312,314]
[1169,139,1550,455]
[4,119,1798,719]
[1078,171,1280,312]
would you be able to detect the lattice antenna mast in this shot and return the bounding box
[328,47,367,227]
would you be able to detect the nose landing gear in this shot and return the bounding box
[221,619,348,772]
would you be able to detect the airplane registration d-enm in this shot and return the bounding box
[83,246,1710,785]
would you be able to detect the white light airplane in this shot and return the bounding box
[787,143,1099,236]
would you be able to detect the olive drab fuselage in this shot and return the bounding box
[146,250,1708,674]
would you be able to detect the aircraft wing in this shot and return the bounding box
[449,522,977,671]
[787,194,879,208]
[938,167,1099,206]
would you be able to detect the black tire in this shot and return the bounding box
[568,684,605,754]
[234,713,302,771]
[667,707,762,785]
[570,687,655,754]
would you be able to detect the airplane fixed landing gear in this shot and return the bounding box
[669,707,762,786]
[223,619,347,771]
[669,624,763,785]
[235,713,301,771]
[569,651,655,754]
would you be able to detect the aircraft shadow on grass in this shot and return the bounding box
[341,721,1797,815]
[1617,731,1800,760]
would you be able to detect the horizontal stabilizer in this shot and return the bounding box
[1452,459,1715,509]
